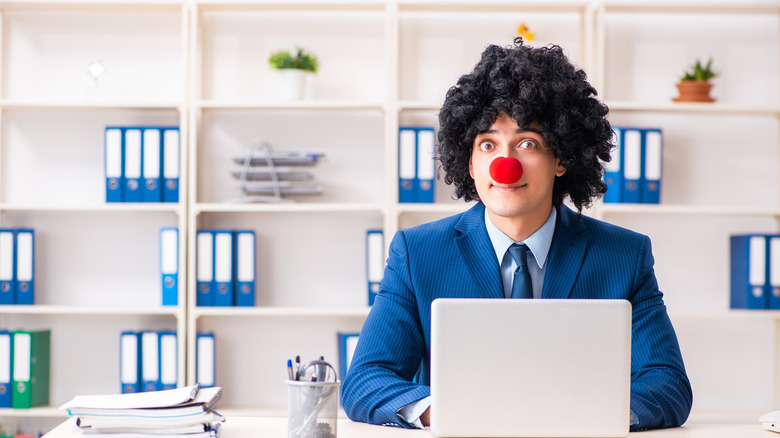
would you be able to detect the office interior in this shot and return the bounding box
[0,0,779,435]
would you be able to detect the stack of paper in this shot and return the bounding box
[60,384,223,438]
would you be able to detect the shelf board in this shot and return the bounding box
[0,203,183,214]
[0,1,183,12]
[669,309,780,321]
[195,100,385,112]
[398,100,441,112]
[396,202,471,215]
[193,202,385,214]
[404,100,780,116]
[0,305,181,316]
[194,0,385,12]
[600,1,780,14]
[398,0,590,13]
[0,100,183,111]
[192,306,371,318]
[598,204,780,217]
[0,407,65,418]
[606,100,780,116]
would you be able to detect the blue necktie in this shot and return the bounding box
[509,243,533,299]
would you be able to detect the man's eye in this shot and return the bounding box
[479,141,495,151]
[519,139,539,150]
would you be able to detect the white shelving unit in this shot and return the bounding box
[1,0,778,429]
[0,1,190,433]
[185,0,391,414]
[592,0,780,416]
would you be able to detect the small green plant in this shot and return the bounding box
[268,48,319,74]
[680,58,717,82]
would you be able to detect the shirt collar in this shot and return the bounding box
[484,206,557,269]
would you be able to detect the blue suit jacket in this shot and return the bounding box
[342,203,692,431]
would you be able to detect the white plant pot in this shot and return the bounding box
[272,69,307,101]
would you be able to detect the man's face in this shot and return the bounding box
[468,114,566,222]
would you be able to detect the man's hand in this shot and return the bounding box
[421,407,431,427]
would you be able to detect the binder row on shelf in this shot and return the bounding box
[196,333,216,389]
[105,126,180,203]
[0,329,51,409]
[398,126,436,203]
[0,228,34,305]
[196,230,256,307]
[365,230,384,306]
[603,126,663,204]
[730,234,780,310]
[120,331,178,394]
[336,332,359,383]
[231,141,325,203]
[160,227,179,307]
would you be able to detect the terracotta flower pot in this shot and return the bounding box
[673,80,715,103]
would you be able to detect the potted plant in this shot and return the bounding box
[673,58,717,103]
[268,48,319,101]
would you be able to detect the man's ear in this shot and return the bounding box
[555,159,566,177]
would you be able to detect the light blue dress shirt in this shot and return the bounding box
[485,207,556,298]
[397,207,557,428]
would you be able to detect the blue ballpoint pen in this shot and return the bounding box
[287,359,294,380]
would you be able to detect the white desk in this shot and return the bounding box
[43,416,772,438]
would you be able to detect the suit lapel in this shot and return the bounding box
[543,205,588,299]
[454,203,504,299]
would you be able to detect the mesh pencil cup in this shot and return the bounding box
[287,380,340,438]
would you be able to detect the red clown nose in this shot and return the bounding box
[489,157,523,184]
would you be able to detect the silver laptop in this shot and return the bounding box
[430,298,631,438]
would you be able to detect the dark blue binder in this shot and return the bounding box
[621,128,642,204]
[141,330,161,392]
[160,227,178,306]
[162,127,180,203]
[119,331,141,394]
[234,230,256,307]
[399,127,417,203]
[158,331,177,391]
[640,128,663,204]
[337,332,360,382]
[14,228,34,305]
[196,230,215,307]
[142,127,163,203]
[730,234,771,309]
[366,230,384,306]
[196,332,216,388]
[0,329,11,407]
[0,228,15,305]
[105,127,124,203]
[214,230,235,307]
[769,236,780,310]
[415,127,436,203]
[603,126,623,203]
[123,128,143,203]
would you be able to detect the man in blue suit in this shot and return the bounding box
[342,39,692,431]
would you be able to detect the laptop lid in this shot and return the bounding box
[430,298,631,438]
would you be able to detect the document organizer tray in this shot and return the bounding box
[230,140,324,203]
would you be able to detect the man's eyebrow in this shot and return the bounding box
[477,127,543,135]
[518,127,543,135]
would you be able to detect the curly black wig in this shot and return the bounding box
[437,38,613,212]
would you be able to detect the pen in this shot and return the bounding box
[287,359,294,380]
[295,355,301,380]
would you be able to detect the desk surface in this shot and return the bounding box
[43,416,772,438]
